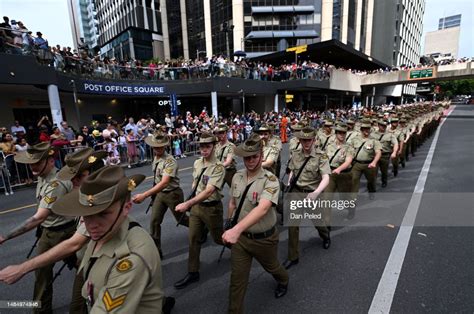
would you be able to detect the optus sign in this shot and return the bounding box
[81,81,166,95]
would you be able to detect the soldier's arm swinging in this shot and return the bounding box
[0,207,50,244]
[307,174,330,200]
[0,231,88,284]
[369,150,382,168]
[222,199,273,245]
[176,185,216,212]
[133,175,171,204]
[223,152,233,168]
[333,156,353,174]
[227,196,237,220]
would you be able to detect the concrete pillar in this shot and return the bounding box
[364,0,374,55]
[354,0,363,49]
[48,84,63,127]
[321,0,333,41]
[203,0,213,57]
[341,0,349,44]
[274,94,279,112]
[370,86,375,108]
[129,37,135,59]
[142,0,149,29]
[160,0,171,60]
[211,91,218,119]
[151,0,158,31]
[233,0,244,51]
[180,0,190,60]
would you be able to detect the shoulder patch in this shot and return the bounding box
[213,164,224,174]
[116,259,133,273]
[102,290,126,312]
[267,175,277,182]
[49,181,59,188]
[265,187,278,195]
[43,196,57,204]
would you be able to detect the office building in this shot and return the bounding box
[67,0,100,52]
[94,0,164,61]
[438,14,461,30]
[424,14,461,58]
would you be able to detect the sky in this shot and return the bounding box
[1,0,473,57]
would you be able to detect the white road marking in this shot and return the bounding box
[369,106,455,313]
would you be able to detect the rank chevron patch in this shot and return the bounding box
[102,290,126,311]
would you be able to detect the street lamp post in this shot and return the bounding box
[69,80,81,126]
[238,89,245,114]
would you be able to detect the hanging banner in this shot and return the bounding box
[81,81,166,96]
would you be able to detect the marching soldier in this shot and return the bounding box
[51,166,164,313]
[288,122,306,153]
[0,144,105,314]
[214,123,237,187]
[223,134,289,313]
[133,131,188,258]
[371,120,398,188]
[257,124,280,176]
[174,132,225,289]
[345,119,359,146]
[284,127,331,270]
[324,124,355,219]
[317,120,334,151]
[351,120,382,202]
[266,122,283,178]
[388,117,405,175]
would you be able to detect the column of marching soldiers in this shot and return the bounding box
[0,101,448,313]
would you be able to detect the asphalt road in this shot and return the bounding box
[0,104,473,313]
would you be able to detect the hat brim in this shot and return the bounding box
[14,151,49,164]
[145,136,169,147]
[234,146,261,157]
[52,174,145,217]
[57,151,108,181]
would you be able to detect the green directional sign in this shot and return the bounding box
[409,68,434,79]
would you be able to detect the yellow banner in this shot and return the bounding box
[286,45,307,54]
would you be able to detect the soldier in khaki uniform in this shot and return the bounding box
[175,132,225,289]
[345,119,359,146]
[324,124,355,218]
[284,127,332,270]
[0,145,105,314]
[288,122,306,152]
[266,122,283,178]
[133,132,187,258]
[223,134,289,313]
[214,123,237,187]
[317,120,334,151]
[257,125,280,176]
[371,120,398,188]
[388,117,405,175]
[398,117,410,167]
[351,121,382,202]
[51,166,164,313]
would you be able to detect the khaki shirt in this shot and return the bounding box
[317,130,334,150]
[289,137,301,152]
[152,153,179,192]
[371,130,398,153]
[193,156,225,201]
[325,141,354,169]
[268,135,282,153]
[388,126,405,142]
[289,146,331,191]
[215,141,236,169]
[262,142,279,175]
[345,130,359,146]
[36,168,74,228]
[79,218,163,313]
[230,168,279,233]
[352,134,382,162]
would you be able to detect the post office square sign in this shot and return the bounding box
[82,81,166,96]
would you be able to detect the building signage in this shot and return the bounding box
[409,68,434,80]
[82,81,166,95]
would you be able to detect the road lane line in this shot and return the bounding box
[0,166,195,215]
[369,106,455,313]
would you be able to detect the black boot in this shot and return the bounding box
[162,296,175,314]
[274,283,288,298]
[174,272,200,289]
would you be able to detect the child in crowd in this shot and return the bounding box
[172,135,182,159]
[105,137,120,165]
[126,129,138,168]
